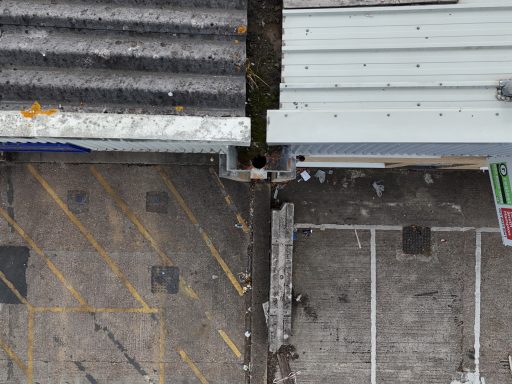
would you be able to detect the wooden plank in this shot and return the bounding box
[303,156,486,169]
[284,0,457,9]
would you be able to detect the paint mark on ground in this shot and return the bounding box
[27,164,150,310]
[209,167,250,233]
[94,321,155,384]
[21,101,58,118]
[177,348,209,384]
[73,361,99,384]
[158,166,244,296]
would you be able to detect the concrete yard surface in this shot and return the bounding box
[0,163,251,384]
[276,169,512,384]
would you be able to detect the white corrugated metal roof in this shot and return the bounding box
[268,0,512,155]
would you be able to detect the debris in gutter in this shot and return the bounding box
[262,301,269,326]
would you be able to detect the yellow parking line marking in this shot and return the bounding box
[217,330,242,359]
[209,168,249,233]
[0,270,30,307]
[177,348,209,384]
[27,164,150,310]
[157,167,244,296]
[90,166,199,301]
[159,312,166,384]
[0,337,28,374]
[27,308,34,384]
[33,306,159,314]
[0,207,89,308]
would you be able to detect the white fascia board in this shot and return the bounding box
[0,112,251,146]
[267,109,512,144]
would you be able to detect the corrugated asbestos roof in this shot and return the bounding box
[0,0,247,117]
[267,0,512,156]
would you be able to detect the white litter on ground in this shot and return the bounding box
[300,170,311,181]
[314,170,326,183]
[372,181,385,197]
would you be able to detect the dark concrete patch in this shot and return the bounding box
[0,246,29,304]
[93,321,154,383]
[67,190,89,214]
[145,191,169,214]
[73,361,99,384]
[402,225,431,255]
[151,266,179,294]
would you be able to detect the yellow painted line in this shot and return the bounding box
[27,308,34,384]
[90,166,199,301]
[33,306,159,314]
[177,348,209,384]
[217,330,242,359]
[27,164,150,310]
[0,270,30,307]
[209,168,250,233]
[0,207,89,308]
[157,167,244,296]
[159,312,166,384]
[0,337,28,374]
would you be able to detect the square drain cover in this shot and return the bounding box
[67,190,89,214]
[146,192,169,213]
[403,225,431,255]
[151,266,179,294]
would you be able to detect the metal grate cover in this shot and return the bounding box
[403,225,431,255]
[151,266,180,294]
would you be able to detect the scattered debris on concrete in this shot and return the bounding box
[354,229,362,249]
[372,180,385,197]
[302,228,312,237]
[300,170,311,182]
[314,169,326,183]
[424,173,434,185]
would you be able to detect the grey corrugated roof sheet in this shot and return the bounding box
[0,0,247,117]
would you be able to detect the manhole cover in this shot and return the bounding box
[146,191,169,213]
[151,266,179,294]
[67,190,89,214]
[402,225,431,255]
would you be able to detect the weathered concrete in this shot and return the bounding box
[279,168,505,383]
[0,163,251,383]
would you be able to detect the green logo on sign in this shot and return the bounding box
[491,162,512,205]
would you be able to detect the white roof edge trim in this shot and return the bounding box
[0,112,251,146]
[283,2,512,15]
[267,109,512,144]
